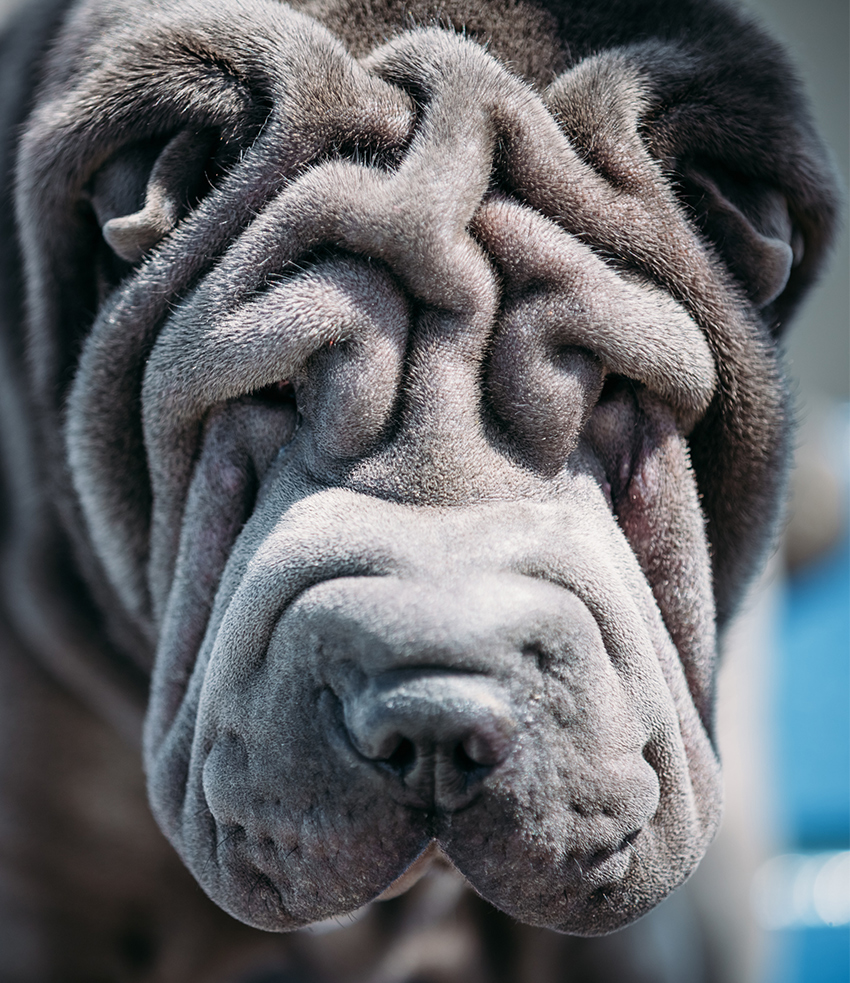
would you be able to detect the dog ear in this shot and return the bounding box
[628,36,838,335]
[87,129,218,263]
[678,163,802,310]
[542,32,837,338]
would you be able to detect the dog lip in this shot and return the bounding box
[375,840,456,900]
[571,829,640,888]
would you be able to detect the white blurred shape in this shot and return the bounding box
[814,851,850,926]
[752,851,850,929]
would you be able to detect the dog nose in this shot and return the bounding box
[341,672,517,810]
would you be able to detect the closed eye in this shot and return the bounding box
[249,380,297,406]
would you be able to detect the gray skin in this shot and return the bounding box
[0,0,838,976]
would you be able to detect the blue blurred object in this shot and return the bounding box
[767,536,850,983]
[771,927,850,983]
[776,538,850,849]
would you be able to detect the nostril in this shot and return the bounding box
[384,736,417,774]
[459,728,509,770]
[336,672,517,808]
[522,643,550,674]
[453,739,484,775]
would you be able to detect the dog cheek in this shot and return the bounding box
[616,399,717,731]
[145,400,299,766]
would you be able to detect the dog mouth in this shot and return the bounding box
[140,465,722,935]
[375,839,457,900]
[373,828,644,903]
[185,563,681,934]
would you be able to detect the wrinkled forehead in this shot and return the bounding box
[31,4,730,406]
[140,33,717,452]
[29,1,793,629]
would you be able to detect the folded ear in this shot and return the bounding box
[679,163,802,310]
[624,34,839,334]
[88,129,218,263]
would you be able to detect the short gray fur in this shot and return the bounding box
[0,0,838,978]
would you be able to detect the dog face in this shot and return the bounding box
[12,0,836,938]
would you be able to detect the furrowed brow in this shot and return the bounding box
[473,196,717,427]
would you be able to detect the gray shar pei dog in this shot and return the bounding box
[0,0,837,978]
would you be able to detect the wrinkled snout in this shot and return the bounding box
[254,570,662,856]
[146,484,720,934]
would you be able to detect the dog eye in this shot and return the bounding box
[596,373,631,404]
[249,380,297,406]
